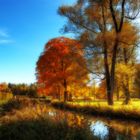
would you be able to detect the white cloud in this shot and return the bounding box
[0,28,14,44]
[0,39,14,44]
[0,29,9,38]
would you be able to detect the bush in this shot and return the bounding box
[0,92,13,100]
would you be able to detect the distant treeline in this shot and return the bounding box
[8,83,37,97]
[0,83,37,98]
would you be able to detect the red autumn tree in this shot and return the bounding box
[36,37,88,102]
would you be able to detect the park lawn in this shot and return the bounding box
[52,99,140,121]
[68,99,140,110]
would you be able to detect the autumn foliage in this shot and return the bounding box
[36,37,88,101]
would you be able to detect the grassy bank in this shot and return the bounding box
[51,101,140,121]
[0,98,98,140]
[1,98,140,139]
[0,118,96,140]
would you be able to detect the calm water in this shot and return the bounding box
[45,107,140,140]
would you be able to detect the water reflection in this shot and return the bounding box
[44,107,140,140]
[48,111,55,117]
[90,121,108,140]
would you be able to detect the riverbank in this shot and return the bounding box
[51,101,140,121]
[0,98,95,140]
[1,98,140,139]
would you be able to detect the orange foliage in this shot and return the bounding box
[36,37,88,99]
[97,80,107,99]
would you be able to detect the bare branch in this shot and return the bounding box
[125,10,140,20]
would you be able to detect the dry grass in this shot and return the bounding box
[0,98,97,140]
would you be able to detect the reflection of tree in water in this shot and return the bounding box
[45,108,140,140]
[58,111,88,128]
[90,120,137,140]
[108,127,117,140]
[136,131,140,140]
[47,108,88,127]
[106,119,140,140]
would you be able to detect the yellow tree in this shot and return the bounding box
[58,0,140,105]
[114,22,139,104]
[134,64,140,98]
[116,63,135,104]
[0,83,12,100]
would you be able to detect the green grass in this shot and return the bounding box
[51,99,140,121]
[67,99,140,110]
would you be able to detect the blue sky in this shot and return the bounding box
[0,0,75,84]
[0,0,140,84]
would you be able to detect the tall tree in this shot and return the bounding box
[58,0,140,105]
[108,0,140,104]
[36,37,88,102]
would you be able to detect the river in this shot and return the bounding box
[45,106,140,140]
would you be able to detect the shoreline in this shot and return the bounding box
[51,101,140,122]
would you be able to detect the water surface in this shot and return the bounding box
[46,107,140,140]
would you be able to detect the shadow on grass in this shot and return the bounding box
[0,98,39,116]
[0,99,22,116]
[0,118,99,140]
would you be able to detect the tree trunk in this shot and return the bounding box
[103,39,119,105]
[68,93,72,101]
[108,0,126,105]
[103,46,114,105]
[57,85,61,101]
[116,86,120,101]
[110,39,119,105]
[102,4,114,105]
[107,89,114,105]
[123,87,130,104]
[63,79,68,102]
[123,48,131,104]
[123,75,131,104]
